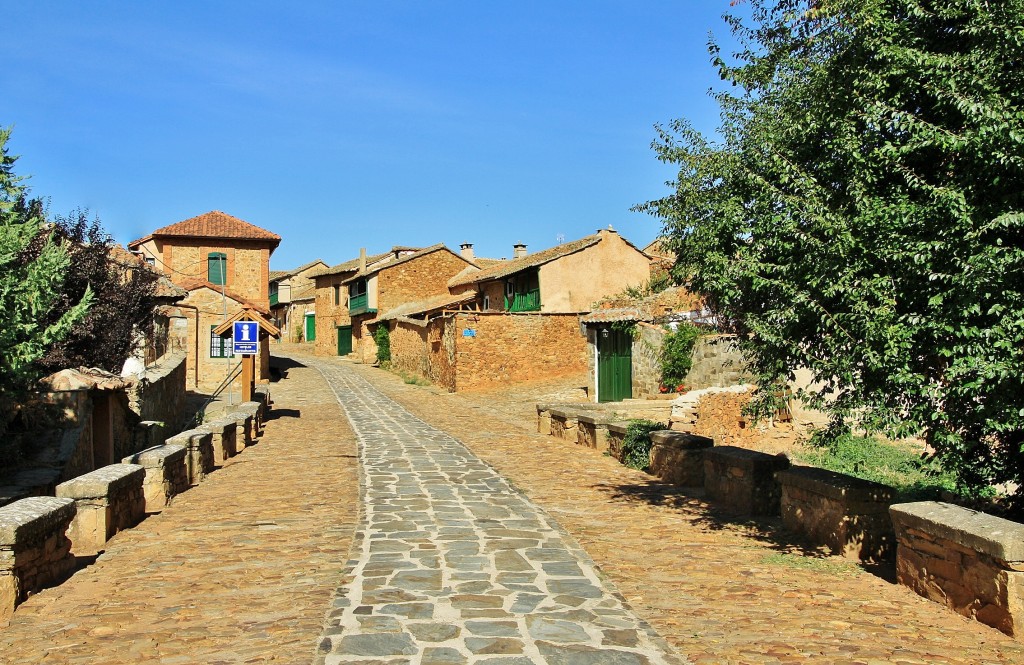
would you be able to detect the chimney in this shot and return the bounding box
[513,243,527,259]
[460,242,475,261]
[359,247,367,274]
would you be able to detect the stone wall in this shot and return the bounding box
[390,320,429,377]
[632,323,667,397]
[0,497,77,620]
[162,238,271,308]
[449,312,587,392]
[685,335,753,389]
[426,317,457,392]
[122,444,189,514]
[779,466,896,561]
[891,502,1024,638]
[126,352,187,433]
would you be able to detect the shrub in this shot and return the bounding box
[621,419,666,471]
[659,322,701,387]
[373,324,391,364]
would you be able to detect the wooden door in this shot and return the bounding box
[337,326,352,355]
[305,314,316,342]
[597,328,632,402]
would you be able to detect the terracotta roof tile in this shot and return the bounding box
[448,234,601,288]
[175,277,270,315]
[128,211,280,247]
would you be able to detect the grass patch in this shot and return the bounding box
[761,552,859,576]
[397,371,431,386]
[792,434,992,504]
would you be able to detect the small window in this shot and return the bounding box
[210,326,234,358]
[483,295,490,310]
[505,280,514,297]
[334,284,341,306]
[145,257,155,266]
[208,252,227,285]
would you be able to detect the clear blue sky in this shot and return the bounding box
[3,1,740,270]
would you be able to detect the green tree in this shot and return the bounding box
[0,128,92,433]
[638,1,1024,509]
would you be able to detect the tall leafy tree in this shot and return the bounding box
[639,0,1024,508]
[0,128,92,433]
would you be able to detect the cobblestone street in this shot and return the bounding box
[2,348,1023,663]
[307,357,680,665]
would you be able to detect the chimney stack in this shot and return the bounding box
[359,247,367,274]
[460,242,475,261]
[513,243,527,259]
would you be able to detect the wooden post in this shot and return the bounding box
[241,354,254,402]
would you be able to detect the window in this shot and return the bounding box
[145,257,155,266]
[208,252,227,285]
[483,295,490,311]
[210,326,233,358]
[334,284,341,306]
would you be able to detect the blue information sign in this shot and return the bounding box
[232,321,259,355]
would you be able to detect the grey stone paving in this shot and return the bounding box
[309,359,684,665]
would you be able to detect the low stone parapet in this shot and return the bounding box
[254,385,271,409]
[166,429,215,485]
[704,446,790,516]
[201,419,238,466]
[607,423,629,462]
[649,431,714,487]
[122,444,189,514]
[0,497,77,620]
[229,411,254,449]
[890,502,1024,638]
[56,464,145,556]
[576,415,615,453]
[238,401,262,439]
[550,410,578,442]
[778,466,895,561]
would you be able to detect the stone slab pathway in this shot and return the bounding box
[308,358,684,665]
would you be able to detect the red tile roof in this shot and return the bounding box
[175,277,270,315]
[128,211,281,248]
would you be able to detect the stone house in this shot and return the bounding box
[447,227,652,313]
[342,245,477,363]
[379,228,654,392]
[310,248,415,357]
[128,211,280,392]
[268,259,327,343]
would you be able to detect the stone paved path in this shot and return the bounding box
[308,357,683,665]
[0,355,360,664]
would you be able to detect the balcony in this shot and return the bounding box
[505,289,541,312]
[269,292,279,307]
[349,292,376,316]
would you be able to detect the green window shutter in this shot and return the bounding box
[208,252,227,285]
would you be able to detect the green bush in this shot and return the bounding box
[660,322,701,387]
[373,325,391,364]
[621,419,666,471]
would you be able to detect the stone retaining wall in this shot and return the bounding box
[648,431,713,487]
[891,502,1024,638]
[165,429,215,485]
[0,497,77,620]
[56,464,145,557]
[549,410,578,442]
[201,419,238,466]
[607,423,628,462]
[126,352,187,433]
[577,415,613,453]
[778,466,896,561]
[122,444,189,514]
[230,412,254,449]
[703,446,790,516]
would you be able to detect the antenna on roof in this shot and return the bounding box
[556,233,565,245]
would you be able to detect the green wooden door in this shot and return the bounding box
[337,325,353,355]
[597,328,632,402]
[305,314,316,342]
